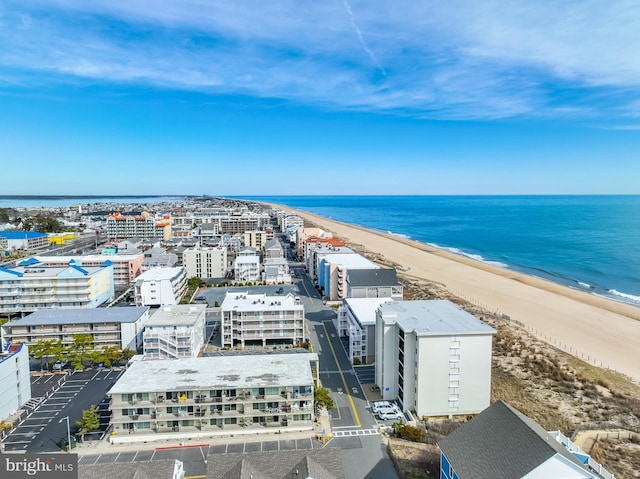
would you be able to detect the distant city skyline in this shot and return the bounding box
[2,1,639,195]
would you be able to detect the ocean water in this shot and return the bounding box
[238,195,640,306]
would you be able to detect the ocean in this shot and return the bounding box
[237,195,640,306]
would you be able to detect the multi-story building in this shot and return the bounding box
[106,354,316,440]
[183,247,227,280]
[307,242,351,282]
[0,231,50,251]
[296,228,333,259]
[0,263,114,315]
[134,267,187,307]
[346,269,404,300]
[234,248,260,282]
[335,297,393,365]
[220,213,270,234]
[318,253,379,301]
[263,258,291,284]
[30,253,144,288]
[0,343,31,422]
[220,292,305,348]
[141,248,179,272]
[142,305,206,359]
[375,300,496,418]
[1,307,150,351]
[106,211,171,241]
[242,230,267,250]
[263,238,284,259]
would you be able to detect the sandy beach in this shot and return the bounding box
[282,206,640,383]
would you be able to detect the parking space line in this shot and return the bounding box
[114,452,121,462]
[150,450,156,461]
[131,451,138,462]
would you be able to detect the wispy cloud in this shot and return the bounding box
[1,0,640,120]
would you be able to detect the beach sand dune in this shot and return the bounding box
[286,207,640,383]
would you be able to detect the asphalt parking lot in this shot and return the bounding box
[2,368,124,453]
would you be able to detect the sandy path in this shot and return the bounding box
[279,206,640,382]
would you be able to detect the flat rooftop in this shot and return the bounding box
[379,300,496,336]
[135,267,184,281]
[321,253,378,269]
[344,297,394,326]
[221,292,302,312]
[4,307,150,326]
[108,353,318,394]
[146,304,206,327]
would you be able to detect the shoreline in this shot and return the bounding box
[274,204,640,383]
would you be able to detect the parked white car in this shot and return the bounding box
[378,409,404,421]
[371,401,401,414]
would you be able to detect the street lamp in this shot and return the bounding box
[59,416,71,452]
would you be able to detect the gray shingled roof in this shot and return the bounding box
[79,459,180,479]
[438,400,591,479]
[5,307,149,326]
[346,268,401,287]
[206,447,344,479]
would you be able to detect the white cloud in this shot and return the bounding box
[1,0,640,120]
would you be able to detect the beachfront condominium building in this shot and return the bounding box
[29,253,144,289]
[183,246,227,280]
[346,268,404,300]
[142,304,206,359]
[234,248,260,282]
[375,300,496,418]
[106,354,316,440]
[220,292,305,348]
[106,211,172,241]
[0,263,115,315]
[242,230,267,250]
[295,228,333,259]
[1,307,150,352]
[0,232,50,251]
[134,267,187,307]
[0,343,31,422]
[318,253,379,301]
[307,242,351,283]
[335,297,393,365]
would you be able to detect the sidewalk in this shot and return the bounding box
[72,410,334,456]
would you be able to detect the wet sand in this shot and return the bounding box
[281,206,640,382]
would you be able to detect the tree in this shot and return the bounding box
[313,386,334,415]
[75,405,100,442]
[117,348,136,365]
[67,334,94,369]
[30,339,65,370]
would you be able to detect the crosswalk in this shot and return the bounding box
[331,428,380,437]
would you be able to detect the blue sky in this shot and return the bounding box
[1,0,640,195]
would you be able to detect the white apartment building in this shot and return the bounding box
[0,263,115,315]
[234,250,260,282]
[1,307,150,351]
[346,269,404,300]
[336,297,393,365]
[220,292,305,348]
[375,300,496,418]
[308,243,352,283]
[134,267,187,307]
[183,246,227,280]
[106,354,316,441]
[0,343,31,422]
[143,305,206,359]
[263,238,284,259]
[263,258,291,284]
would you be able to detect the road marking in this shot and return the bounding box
[321,322,361,427]
[131,451,139,462]
[185,476,207,479]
